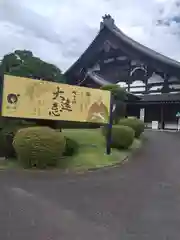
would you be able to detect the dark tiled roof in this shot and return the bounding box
[110,21,180,70]
[64,15,180,77]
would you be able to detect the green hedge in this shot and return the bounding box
[13,126,66,169]
[101,125,135,149]
[118,117,145,138]
[110,125,135,149]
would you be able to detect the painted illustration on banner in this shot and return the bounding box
[86,96,109,123]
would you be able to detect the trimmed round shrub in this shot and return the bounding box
[111,125,135,149]
[13,126,66,169]
[118,117,145,138]
[63,137,79,156]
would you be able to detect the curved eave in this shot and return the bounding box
[87,72,141,101]
[87,71,110,86]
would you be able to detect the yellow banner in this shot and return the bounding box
[1,75,111,124]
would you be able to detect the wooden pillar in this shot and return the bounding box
[162,74,169,93]
[127,83,130,92]
[127,67,131,92]
[140,107,145,122]
[144,76,148,94]
[161,104,164,130]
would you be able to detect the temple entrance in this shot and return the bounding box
[144,103,179,130]
[127,102,180,130]
[144,104,161,129]
[163,103,180,130]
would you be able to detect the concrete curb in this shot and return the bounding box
[79,140,144,174]
[85,155,129,174]
[145,129,178,133]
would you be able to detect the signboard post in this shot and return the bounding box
[106,93,113,155]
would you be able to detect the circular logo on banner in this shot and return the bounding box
[7,94,20,104]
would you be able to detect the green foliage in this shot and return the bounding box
[101,125,135,149]
[63,137,79,156]
[13,127,66,169]
[113,101,126,124]
[118,117,145,138]
[1,50,65,83]
[101,84,127,123]
[0,130,16,159]
[0,121,26,159]
[111,125,135,149]
[101,84,127,101]
[0,118,38,159]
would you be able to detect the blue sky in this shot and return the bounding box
[0,0,180,72]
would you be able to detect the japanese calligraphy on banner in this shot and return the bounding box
[1,75,111,124]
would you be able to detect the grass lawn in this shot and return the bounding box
[0,158,19,170]
[60,129,142,171]
[0,128,142,171]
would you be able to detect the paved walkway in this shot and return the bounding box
[1,131,180,239]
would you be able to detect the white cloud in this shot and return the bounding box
[0,0,180,72]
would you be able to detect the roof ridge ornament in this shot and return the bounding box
[100,14,115,30]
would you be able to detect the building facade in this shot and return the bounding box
[64,15,180,130]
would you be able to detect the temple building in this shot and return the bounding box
[64,14,180,130]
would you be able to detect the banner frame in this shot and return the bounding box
[1,74,111,124]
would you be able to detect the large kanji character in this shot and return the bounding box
[52,86,64,100]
